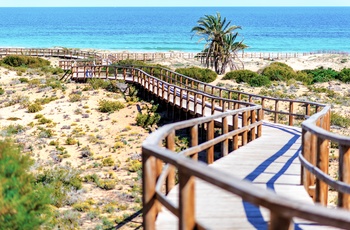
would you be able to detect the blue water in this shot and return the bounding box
[0,7,350,52]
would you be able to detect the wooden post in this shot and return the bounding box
[315,134,329,206]
[242,111,248,146]
[269,212,292,230]
[166,131,176,194]
[178,169,195,230]
[250,110,256,141]
[222,101,228,157]
[191,125,198,160]
[233,114,239,150]
[261,97,265,120]
[274,100,279,123]
[211,98,215,115]
[257,108,262,138]
[207,120,214,164]
[306,103,311,117]
[142,152,158,229]
[338,145,350,209]
[289,101,294,126]
[201,96,206,116]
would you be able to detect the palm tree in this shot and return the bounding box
[191,12,246,74]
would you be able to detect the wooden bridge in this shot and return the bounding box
[64,64,350,229]
[2,49,350,229]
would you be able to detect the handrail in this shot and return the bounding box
[301,105,350,209]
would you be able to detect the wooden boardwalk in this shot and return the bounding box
[155,123,337,229]
[66,66,350,229]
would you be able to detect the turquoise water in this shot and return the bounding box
[0,7,350,52]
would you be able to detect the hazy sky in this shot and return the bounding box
[1,0,350,7]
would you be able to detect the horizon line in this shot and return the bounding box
[0,6,349,7]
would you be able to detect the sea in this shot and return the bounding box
[0,7,350,53]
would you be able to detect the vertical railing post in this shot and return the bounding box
[315,119,329,206]
[142,152,158,229]
[289,101,294,126]
[178,168,195,230]
[233,113,239,150]
[191,125,198,160]
[338,145,350,209]
[250,109,256,141]
[257,108,262,138]
[269,212,292,230]
[207,120,214,164]
[261,98,265,120]
[222,101,228,157]
[274,100,279,123]
[166,131,176,194]
[242,111,248,146]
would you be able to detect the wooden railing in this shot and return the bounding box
[0,48,100,60]
[301,105,350,209]
[142,109,350,229]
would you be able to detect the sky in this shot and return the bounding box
[1,0,350,7]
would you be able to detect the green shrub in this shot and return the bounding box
[87,78,111,90]
[339,68,350,83]
[295,71,313,85]
[223,70,259,83]
[35,96,58,105]
[331,112,350,128]
[0,87,4,95]
[41,66,64,75]
[38,127,54,138]
[68,93,83,102]
[0,139,51,229]
[28,103,43,113]
[136,102,160,130]
[36,165,82,207]
[128,160,142,172]
[248,75,271,87]
[175,66,217,83]
[19,77,29,83]
[102,157,115,167]
[73,201,92,212]
[1,55,50,68]
[65,136,77,145]
[1,124,26,136]
[262,62,297,81]
[98,99,125,113]
[97,179,116,190]
[302,67,339,83]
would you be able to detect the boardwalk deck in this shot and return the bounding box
[155,123,338,229]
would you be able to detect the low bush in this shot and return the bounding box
[128,160,142,172]
[1,55,50,68]
[175,66,217,83]
[1,124,26,136]
[262,62,297,81]
[136,102,160,130]
[249,75,271,87]
[331,112,350,128]
[28,103,43,113]
[0,87,4,95]
[87,78,111,90]
[36,165,82,207]
[98,99,125,113]
[302,67,339,83]
[338,68,350,83]
[223,70,258,82]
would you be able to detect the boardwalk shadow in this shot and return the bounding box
[243,123,302,230]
